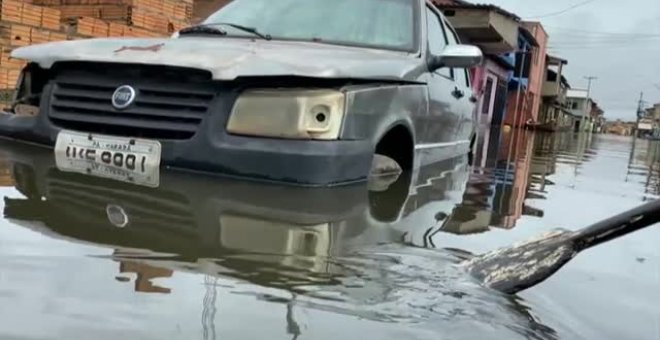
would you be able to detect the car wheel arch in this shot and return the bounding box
[373,120,415,171]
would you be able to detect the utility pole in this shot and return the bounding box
[584,76,598,98]
[583,76,598,132]
[635,91,644,139]
[637,92,645,118]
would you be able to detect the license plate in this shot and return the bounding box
[54,130,162,188]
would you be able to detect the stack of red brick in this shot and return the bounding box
[32,0,192,38]
[0,0,193,91]
[1,0,63,89]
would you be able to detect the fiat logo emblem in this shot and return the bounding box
[111,85,136,109]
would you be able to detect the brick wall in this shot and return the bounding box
[0,0,194,97]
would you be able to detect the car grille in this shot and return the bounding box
[48,63,217,140]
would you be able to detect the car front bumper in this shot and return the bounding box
[0,111,375,187]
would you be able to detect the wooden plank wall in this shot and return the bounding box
[0,0,193,92]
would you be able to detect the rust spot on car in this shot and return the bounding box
[114,43,165,53]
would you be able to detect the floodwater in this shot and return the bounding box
[0,128,658,340]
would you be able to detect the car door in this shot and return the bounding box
[442,18,476,143]
[419,5,460,147]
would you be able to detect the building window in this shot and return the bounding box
[572,102,578,110]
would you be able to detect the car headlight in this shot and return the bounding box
[226,89,346,140]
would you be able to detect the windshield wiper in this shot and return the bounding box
[178,25,227,36]
[208,22,272,41]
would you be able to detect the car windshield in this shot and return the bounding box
[203,0,417,51]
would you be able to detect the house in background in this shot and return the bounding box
[472,56,515,127]
[651,103,660,120]
[641,103,660,138]
[503,22,549,128]
[590,101,605,133]
[539,55,574,131]
[566,89,594,132]
[502,25,542,128]
[434,1,520,127]
[434,0,522,180]
[637,116,654,138]
[520,22,548,127]
[604,120,635,136]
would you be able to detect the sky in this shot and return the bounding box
[485,0,660,121]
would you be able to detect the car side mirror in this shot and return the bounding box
[429,45,483,72]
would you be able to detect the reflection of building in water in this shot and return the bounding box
[491,128,535,228]
[628,138,660,199]
[440,128,536,234]
[441,128,597,234]
[642,164,660,199]
[526,132,562,202]
[644,140,660,166]
[473,126,505,170]
[115,254,173,294]
[0,161,15,187]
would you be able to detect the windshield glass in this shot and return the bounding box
[203,0,417,51]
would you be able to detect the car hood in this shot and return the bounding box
[11,36,426,82]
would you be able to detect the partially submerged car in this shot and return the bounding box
[1,0,482,187]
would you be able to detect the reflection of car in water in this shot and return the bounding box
[0,140,559,338]
[1,139,472,283]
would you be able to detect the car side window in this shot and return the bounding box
[426,7,451,78]
[442,19,470,89]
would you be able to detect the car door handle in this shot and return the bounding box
[451,87,464,99]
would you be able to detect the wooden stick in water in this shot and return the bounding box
[462,199,660,294]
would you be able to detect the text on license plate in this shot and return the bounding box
[54,130,162,188]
